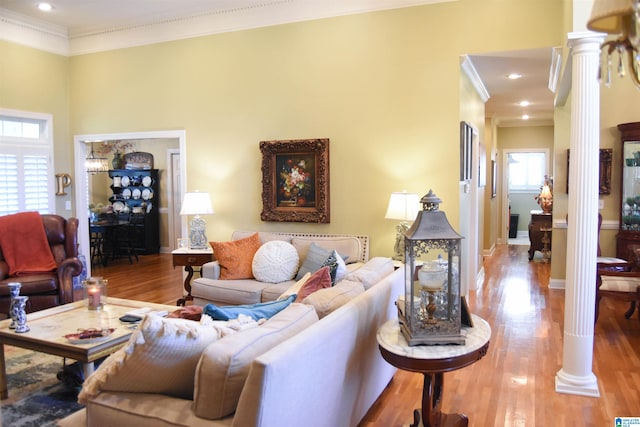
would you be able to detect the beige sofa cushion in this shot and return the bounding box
[193,303,318,419]
[301,279,365,318]
[78,315,222,404]
[192,278,270,306]
[344,257,394,290]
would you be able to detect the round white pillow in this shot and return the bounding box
[252,241,300,284]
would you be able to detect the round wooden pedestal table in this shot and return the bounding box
[377,315,491,427]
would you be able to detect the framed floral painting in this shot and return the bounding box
[260,138,330,223]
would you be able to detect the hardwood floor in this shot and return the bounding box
[96,244,640,426]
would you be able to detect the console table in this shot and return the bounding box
[528,210,552,261]
[172,247,213,306]
[377,315,490,427]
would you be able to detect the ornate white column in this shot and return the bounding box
[555,32,604,397]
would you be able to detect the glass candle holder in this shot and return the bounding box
[82,277,108,310]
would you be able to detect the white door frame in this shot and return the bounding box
[74,130,186,277]
[166,148,182,251]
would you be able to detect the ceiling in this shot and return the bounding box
[0,0,557,127]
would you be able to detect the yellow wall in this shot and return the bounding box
[0,40,72,214]
[1,0,566,258]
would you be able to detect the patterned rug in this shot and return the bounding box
[0,346,84,427]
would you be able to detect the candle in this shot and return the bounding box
[88,285,102,310]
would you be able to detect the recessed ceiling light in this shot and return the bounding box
[38,3,52,12]
[508,73,522,80]
[522,114,530,120]
[519,100,530,107]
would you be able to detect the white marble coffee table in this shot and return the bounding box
[0,297,176,399]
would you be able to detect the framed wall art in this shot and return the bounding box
[566,148,612,194]
[491,160,497,198]
[260,138,330,223]
[460,121,473,181]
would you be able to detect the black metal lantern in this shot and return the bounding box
[398,189,465,346]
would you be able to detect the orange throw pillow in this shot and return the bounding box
[295,266,332,302]
[211,233,261,279]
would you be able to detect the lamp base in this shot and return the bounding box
[393,222,410,262]
[189,216,208,249]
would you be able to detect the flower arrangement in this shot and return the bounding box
[279,158,311,205]
[94,140,137,155]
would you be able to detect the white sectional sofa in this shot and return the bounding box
[59,232,403,427]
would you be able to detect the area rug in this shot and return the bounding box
[0,346,84,427]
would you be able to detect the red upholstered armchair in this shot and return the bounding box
[0,214,83,314]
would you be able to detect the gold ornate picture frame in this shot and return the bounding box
[260,138,330,223]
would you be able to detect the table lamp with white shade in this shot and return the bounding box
[179,191,214,249]
[385,190,420,262]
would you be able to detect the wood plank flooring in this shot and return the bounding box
[94,244,640,426]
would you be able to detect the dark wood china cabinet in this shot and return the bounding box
[617,122,640,259]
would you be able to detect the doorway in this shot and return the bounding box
[502,149,550,245]
[74,130,187,277]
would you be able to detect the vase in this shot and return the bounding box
[13,296,29,333]
[112,152,123,169]
[539,197,553,214]
[8,282,21,329]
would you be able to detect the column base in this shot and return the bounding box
[555,368,600,397]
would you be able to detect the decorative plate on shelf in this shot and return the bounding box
[132,188,142,200]
[122,188,131,199]
[113,201,125,212]
[64,328,116,344]
[142,176,152,187]
[121,176,130,187]
[142,188,152,200]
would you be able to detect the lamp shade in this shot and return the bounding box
[539,184,552,199]
[385,191,420,221]
[179,192,214,216]
[587,0,634,34]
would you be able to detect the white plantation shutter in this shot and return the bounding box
[0,154,19,214]
[24,155,50,212]
[0,110,54,216]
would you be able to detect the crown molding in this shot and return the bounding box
[460,55,491,102]
[0,7,68,55]
[0,0,456,57]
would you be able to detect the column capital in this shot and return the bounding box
[567,31,605,51]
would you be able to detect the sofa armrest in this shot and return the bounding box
[57,256,83,304]
[202,261,221,280]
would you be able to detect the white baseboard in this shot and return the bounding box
[549,278,565,289]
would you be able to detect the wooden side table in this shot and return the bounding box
[172,247,213,306]
[528,210,552,261]
[377,315,491,427]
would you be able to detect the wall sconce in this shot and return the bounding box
[179,191,214,249]
[55,173,72,196]
[385,190,420,262]
[588,0,640,88]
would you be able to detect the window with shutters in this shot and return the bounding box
[0,110,54,216]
